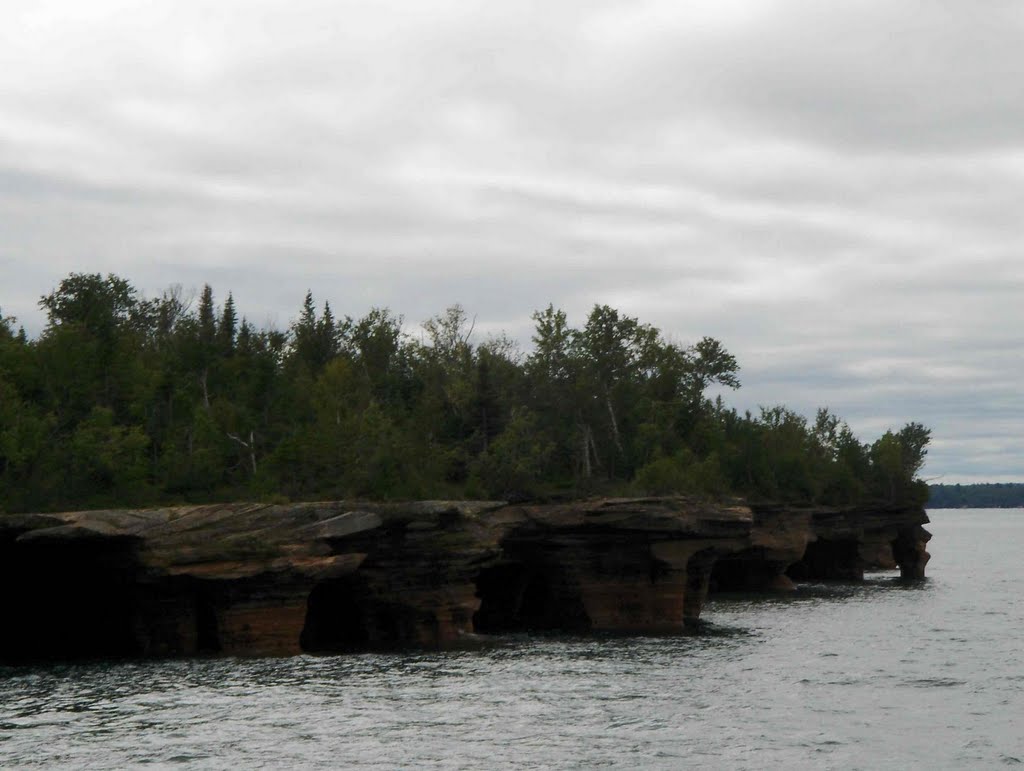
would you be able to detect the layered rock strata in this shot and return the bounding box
[0,498,930,663]
[709,502,932,591]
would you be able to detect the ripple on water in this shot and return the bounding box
[902,677,968,688]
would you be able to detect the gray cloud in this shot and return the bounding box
[2,0,1022,482]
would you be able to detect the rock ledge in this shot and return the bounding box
[0,498,929,662]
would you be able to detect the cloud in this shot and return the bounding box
[1,0,1022,482]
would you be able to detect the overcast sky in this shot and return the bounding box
[2,0,1022,483]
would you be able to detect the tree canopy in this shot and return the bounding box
[0,273,930,513]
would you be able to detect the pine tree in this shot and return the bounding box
[218,293,237,356]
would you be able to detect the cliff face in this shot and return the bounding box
[710,503,932,591]
[0,498,930,663]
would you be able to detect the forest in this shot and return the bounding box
[0,273,930,513]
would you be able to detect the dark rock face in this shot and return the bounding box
[0,498,930,663]
[710,503,931,589]
[782,504,932,582]
[473,499,752,634]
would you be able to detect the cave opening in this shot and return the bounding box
[473,558,591,635]
[194,586,221,654]
[0,540,144,664]
[682,548,717,625]
[787,538,862,581]
[300,575,418,652]
[710,553,756,592]
[708,550,783,592]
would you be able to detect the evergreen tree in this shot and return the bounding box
[219,293,237,356]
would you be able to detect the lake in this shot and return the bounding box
[1,508,1021,769]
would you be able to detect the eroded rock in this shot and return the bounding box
[0,497,930,662]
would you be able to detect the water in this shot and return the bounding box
[2,509,1022,769]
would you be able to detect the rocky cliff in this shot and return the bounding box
[0,498,930,663]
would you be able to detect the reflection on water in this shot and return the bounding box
[2,510,1023,769]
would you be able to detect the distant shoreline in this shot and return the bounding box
[928,483,1024,509]
[928,506,1024,510]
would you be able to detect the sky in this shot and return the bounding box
[1,0,1022,483]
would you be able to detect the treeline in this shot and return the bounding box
[0,273,930,513]
[928,483,1024,509]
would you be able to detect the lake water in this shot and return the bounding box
[1,509,1021,769]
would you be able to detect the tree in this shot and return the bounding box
[422,304,474,365]
[469,410,552,499]
[218,293,237,356]
[0,307,16,341]
[573,305,659,477]
[290,291,340,375]
[896,422,931,479]
[198,284,217,348]
[687,336,740,393]
[525,305,579,481]
[67,406,151,506]
[528,305,573,385]
[39,273,149,340]
[416,305,479,459]
[347,307,408,408]
[869,423,930,504]
[0,372,51,511]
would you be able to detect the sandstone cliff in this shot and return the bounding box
[0,498,929,663]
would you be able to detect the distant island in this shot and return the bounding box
[928,483,1024,509]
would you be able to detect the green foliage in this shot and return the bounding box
[0,274,931,512]
[68,406,151,506]
[469,410,552,499]
[869,423,931,504]
[39,273,150,340]
[634,449,728,497]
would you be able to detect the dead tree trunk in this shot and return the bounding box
[604,387,623,456]
[199,369,210,410]
[227,430,257,476]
